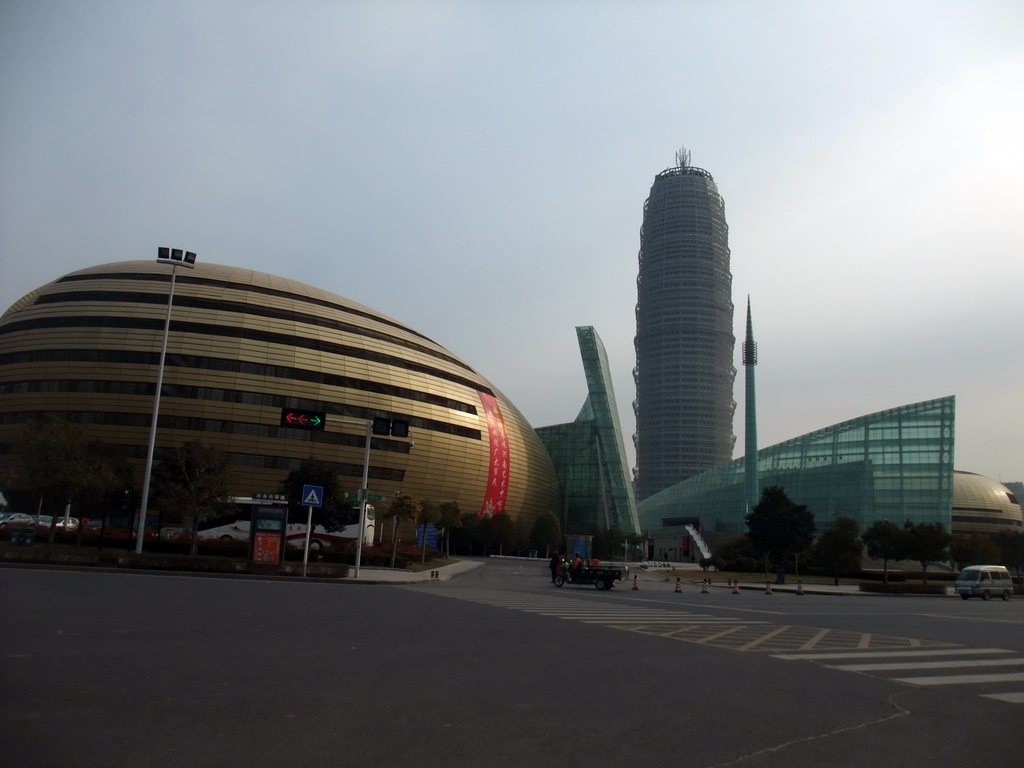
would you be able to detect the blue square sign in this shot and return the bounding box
[301,484,324,507]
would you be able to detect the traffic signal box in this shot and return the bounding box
[280,409,407,436]
[372,417,409,437]
[280,409,326,430]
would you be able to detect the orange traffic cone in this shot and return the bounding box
[631,575,639,590]
[764,581,773,595]
[731,581,740,594]
[674,578,682,593]
[796,581,805,596]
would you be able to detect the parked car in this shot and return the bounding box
[54,516,80,532]
[0,513,38,530]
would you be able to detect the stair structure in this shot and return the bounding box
[685,524,712,560]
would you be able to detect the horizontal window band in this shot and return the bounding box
[55,270,434,344]
[0,398,481,441]
[56,441,406,484]
[0,352,478,416]
[35,289,472,373]
[0,316,493,397]
[0,409,475,452]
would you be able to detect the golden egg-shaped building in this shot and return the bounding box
[0,261,561,524]
[952,471,1023,535]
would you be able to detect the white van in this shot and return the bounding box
[955,565,1014,601]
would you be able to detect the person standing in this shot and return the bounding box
[549,551,562,583]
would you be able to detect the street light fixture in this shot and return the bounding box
[135,248,196,554]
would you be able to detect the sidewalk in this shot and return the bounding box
[345,558,484,584]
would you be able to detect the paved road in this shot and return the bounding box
[2,561,1022,767]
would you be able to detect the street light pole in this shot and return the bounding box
[135,248,196,554]
[354,419,373,578]
[318,415,409,578]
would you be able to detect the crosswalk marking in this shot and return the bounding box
[773,646,1024,704]
[827,658,1024,672]
[892,672,1024,686]
[736,624,791,651]
[420,587,954,652]
[773,648,1014,660]
[417,586,1024,706]
[982,692,1024,703]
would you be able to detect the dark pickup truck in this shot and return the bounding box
[554,562,627,590]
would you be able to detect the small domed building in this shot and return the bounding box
[952,471,1022,535]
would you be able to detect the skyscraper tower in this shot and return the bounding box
[634,148,736,500]
[743,297,759,513]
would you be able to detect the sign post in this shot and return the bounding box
[301,484,323,577]
[278,408,410,578]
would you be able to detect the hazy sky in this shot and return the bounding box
[2,1,1022,483]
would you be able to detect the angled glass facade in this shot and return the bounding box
[537,327,640,534]
[639,397,956,541]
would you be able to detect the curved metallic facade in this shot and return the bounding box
[952,471,1023,535]
[0,261,561,524]
[634,157,736,500]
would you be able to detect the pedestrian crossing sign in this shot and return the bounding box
[302,484,323,507]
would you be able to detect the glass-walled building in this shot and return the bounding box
[639,396,956,552]
[537,327,640,535]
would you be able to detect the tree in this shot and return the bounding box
[7,430,135,548]
[385,494,422,567]
[716,534,757,572]
[280,457,354,534]
[16,418,94,546]
[601,527,626,562]
[901,521,951,586]
[529,510,562,557]
[436,501,462,558]
[450,512,481,556]
[813,517,862,585]
[623,533,646,562]
[951,533,1002,570]
[413,500,443,563]
[745,486,815,575]
[996,531,1024,580]
[861,520,905,585]
[151,440,232,556]
[77,440,135,548]
[480,510,514,555]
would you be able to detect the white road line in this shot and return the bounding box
[827,658,1024,672]
[615,596,788,615]
[773,648,1008,661]
[580,618,754,625]
[916,613,1024,626]
[893,672,1024,686]
[980,692,1024,704]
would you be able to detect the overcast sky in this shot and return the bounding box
[1,0,1022,483]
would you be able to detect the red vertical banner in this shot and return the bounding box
[478,392,510,518]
